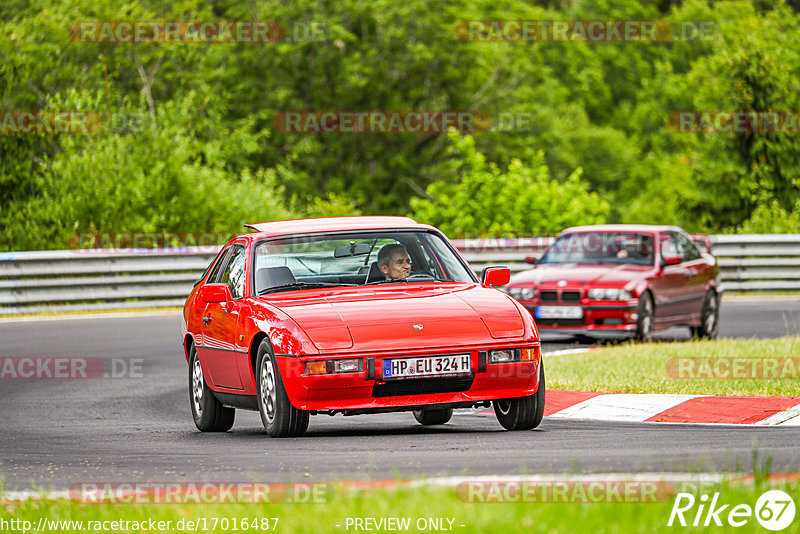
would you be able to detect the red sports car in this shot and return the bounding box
[182,216,543,437]
[506,225,721,342]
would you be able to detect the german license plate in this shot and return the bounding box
[535,306,583,319]
[382,354,471,379]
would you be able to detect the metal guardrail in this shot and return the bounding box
[0,248,220,315]
[1,234,799,315]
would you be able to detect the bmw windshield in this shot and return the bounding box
[539,232,655,266]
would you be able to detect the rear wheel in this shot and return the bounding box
[691,290,719,339]
[413,408,454,426]
[634,293,654,342]
[256,340,309,438]
[189,344,235,432]
[494,359,545,431]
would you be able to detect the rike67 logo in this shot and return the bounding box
[668,490,796,530]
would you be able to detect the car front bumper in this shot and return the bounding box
[522,302,639,335]
[277,348,541,412]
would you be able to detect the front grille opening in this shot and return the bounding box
[372,377,473,397]
[540,291,557,303]
[561,291,581,303]
[535,318,585,326]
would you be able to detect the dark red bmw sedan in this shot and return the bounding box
[506,225,721,342]
[182,217,543,437]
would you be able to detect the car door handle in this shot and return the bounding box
[202,317,212,324]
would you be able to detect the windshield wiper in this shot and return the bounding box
[367,278,409,284]
[367,274,437,285]
[258,282,356,295]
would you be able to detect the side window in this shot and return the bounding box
[206,246,231,283]
[219,245,247,299]
[660,235,680,263]
[675,233,701,262]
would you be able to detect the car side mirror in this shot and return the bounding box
[662,255,682,266]
[524,256,538,265]
[200,283,233,306]
[482,266,511,287]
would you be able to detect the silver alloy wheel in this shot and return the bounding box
[192,359,204,415]
[704,294,717,333]
[641,297,653,337]
[496,399,512,415]
[260,358,277,423]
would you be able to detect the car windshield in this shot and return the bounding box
[253,231,476,294]
[539,232,655,266]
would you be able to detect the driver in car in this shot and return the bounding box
[378,244,412,280]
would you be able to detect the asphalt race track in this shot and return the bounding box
[1,298,799,491]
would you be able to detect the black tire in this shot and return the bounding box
[256,340,309,438]
[189,344,235,432]
[634,292,654,342]
[574,334,596,345]
[691,290,719,339]
[494,359,545,431]
[413,408,454,425]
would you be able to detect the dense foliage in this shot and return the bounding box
[2,0,799,250]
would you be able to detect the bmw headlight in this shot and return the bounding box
[588,288,632,300]
[508,287,536,301]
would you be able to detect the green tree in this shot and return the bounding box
[410,133,609,236]
[679,2,800,230]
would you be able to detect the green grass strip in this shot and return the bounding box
[548,336,800,396]
[2,478,798,533]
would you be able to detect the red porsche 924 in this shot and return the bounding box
[506,225,721,342]
[182,217,543,437]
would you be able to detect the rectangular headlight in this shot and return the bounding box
[588,288,632,300]
[508,287,536,301]
[306,358,363,375]
[330,358,362,373]
[489,349,518,363]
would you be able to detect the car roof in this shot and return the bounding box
[241,216,437,240]
[559,224,685,234]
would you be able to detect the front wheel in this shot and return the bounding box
[189,344,235,432]
[413,408,454,425]
[256,340,309,438]
[634,293,654,342]
[494,359,545,431]
[691,290,719,339]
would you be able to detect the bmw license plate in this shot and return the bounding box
[535,306,583,319]
[383,354,471,379]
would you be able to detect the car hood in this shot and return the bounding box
[510,263,653,287]
[260,285,525,352]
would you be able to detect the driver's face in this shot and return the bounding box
[382,251,411,280]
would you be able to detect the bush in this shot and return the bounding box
[410,133,610,237]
